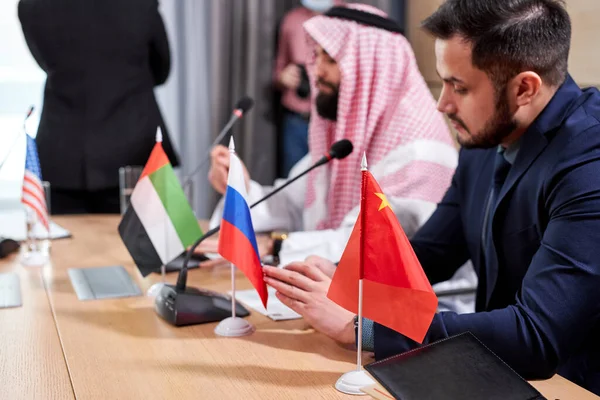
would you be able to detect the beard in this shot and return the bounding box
[315,80,339,121]
[451,86,518,149]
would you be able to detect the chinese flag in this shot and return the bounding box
[327,170,438,343]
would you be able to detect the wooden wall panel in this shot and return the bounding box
[406,0,600,97]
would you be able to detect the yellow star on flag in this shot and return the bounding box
[375,192,391,211]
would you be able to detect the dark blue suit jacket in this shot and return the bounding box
[374,76,600,394]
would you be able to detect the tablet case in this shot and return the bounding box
[364,331,546,400]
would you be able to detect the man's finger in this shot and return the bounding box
[211,145,229,158]
[214,168,229,193]
[284,262,327,282]
[215,154,230,167]
[263,265,315,292]
[216,183,227,195]
[304,255,337,278]
[264,275,309,304]
[276,291,306,314]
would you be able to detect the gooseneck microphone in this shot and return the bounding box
[155,139,353,326]
[174,139,354,292]
[182,96,254,187]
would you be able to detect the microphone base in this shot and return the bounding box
[154,284,250,326]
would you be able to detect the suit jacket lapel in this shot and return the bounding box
[483,76,586,308]
[485,130,548,307]
[491,75,586,225]
[473,151,495,311]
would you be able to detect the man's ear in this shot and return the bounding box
[511,71,543,107]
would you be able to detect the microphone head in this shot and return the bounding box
[235,96,254,114]
[329,139,353,160]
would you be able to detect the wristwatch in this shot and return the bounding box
[262,231,288,266]
[353,315,360,343]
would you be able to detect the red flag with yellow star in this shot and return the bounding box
[327,170,438,343]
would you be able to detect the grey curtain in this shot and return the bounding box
[157,0,393,218]
[156,0,214,218]
[208,0,299,185]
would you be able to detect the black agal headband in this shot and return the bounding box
[324,6,404,35]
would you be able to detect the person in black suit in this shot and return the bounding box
[18,0,179,214]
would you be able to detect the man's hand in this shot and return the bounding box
[207,145,250,195]
[263,263,355,345]
[207,145,230,194]
[304,255,337,279]
[279,64,301,90]
[256,234,274,259]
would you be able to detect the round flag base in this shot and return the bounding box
[146,282,166,298]
[214,317,255,337]
[20,250,49,267]
[335,370,374,395]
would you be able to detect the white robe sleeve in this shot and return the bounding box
[277,138,454,266]
[277,195,438,266]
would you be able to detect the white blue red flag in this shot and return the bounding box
[218,138,268,307]
[22,134,49,230]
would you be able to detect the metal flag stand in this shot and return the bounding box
[334,153,375,395]
[146,128,168,297]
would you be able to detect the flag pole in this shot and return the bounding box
[333,152,374,395]
[158,128,167,286]
[20,203,48,267]
[214,137,254,337]
[356,152,368,372]
[159,127,167,287]
[20,107,51,268]
[357,279,364,371]
[228,140,237,320]
[231,262,236,318]
[147,128,167,297]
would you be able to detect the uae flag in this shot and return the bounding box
[118,131,202,277]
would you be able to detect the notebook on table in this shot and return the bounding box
[0,273,21,308]
[364,331,546,400]
[68,265,142,301]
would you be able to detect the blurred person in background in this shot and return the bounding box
[18,0,179,214]
[274,0,339,178]
[207,4,475,312]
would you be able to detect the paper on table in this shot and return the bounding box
[360,383,394,400]
[44,221,71,240]
[360,371,394,400]
[233,286,302,321]
[0,208,71,241]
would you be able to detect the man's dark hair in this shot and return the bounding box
[422,0,571,88]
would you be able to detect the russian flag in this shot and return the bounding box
[218,140,268,307]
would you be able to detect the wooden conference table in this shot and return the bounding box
[0,215,598,399]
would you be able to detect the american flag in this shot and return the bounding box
[22,134,49,230]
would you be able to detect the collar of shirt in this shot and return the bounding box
[498,139,521,165]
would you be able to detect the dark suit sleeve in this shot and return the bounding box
[374,127,600,380]
[149,1,170,85]
[409,150,471,285]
